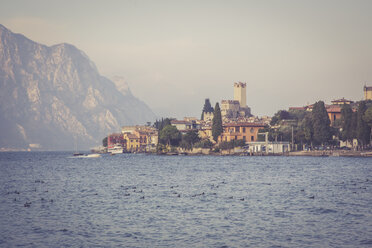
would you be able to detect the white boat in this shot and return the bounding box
[108,144,124,154]
[73,153,101,158]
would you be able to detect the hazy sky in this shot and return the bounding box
[1,0,371,119]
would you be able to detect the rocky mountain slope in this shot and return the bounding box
[0,24,156,150]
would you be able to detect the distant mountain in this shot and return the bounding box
[0,24,156,151]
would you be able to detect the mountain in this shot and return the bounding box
[0,24,156,151]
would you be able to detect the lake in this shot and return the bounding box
[0,152,371,247]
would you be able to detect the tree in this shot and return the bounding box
[153,118,172,131]
[194,139,214,149]
[363,106,372,144]
[201,98,214,120]
[212,102,223,142]
[356,101,371,146]
[363,106,372,128]
[182,130,201,148]
[102,137,108,147]
[298,113,313,145]
[289,109,307,120]
[159,125,182,146]
[270,110,292,126]
[180,130,201,150]
[340,104,353,142]
[311,101,332,145]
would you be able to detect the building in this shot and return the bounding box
[234,82,247,108]
[221,100,240,119]
[331,98,354,105]
[219,122,266,143]
[201,98,214,122]
[171,119,200,132]
[123,132,139,152]
[107,133,126,151]
[364,85,372,100]
[247,141,291,154]
[121,125,158,152]
[221,82,251,120]
[326,105,342,126]
[198,125,214,143]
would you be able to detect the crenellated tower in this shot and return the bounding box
[233,82,247,108]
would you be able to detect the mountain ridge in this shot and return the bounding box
[0,24,156,150]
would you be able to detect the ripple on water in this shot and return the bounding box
[0,152,371,247]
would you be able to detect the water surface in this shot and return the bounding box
[0,152,371,247]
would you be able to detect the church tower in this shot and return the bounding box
[234,82,247,108]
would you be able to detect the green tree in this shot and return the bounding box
[154,118,172,131]
[159,125,182,146]
[356,101,371,146]
[311,101,332,145]
[102,137,108,147]
[340,104,353,142]
[363,106,372,128]
[212,102,223,142]
[181,130,201,150]
[297,113,313,145]
[363,106,372,144]
[194,139,214,149]
[270,110,292,126]
[289,109,307,120]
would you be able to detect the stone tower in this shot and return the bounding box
[233,82,247,108]
[364,85,372,100]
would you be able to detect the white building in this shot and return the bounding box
[247,141,291,154]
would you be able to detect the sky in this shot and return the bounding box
[1,0,371,119]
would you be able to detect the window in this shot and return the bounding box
[243,127,246,133]
[235,127,240,133]
[250,128,254,133]
[235,136,237,140]
[251,136,254,141]
[243,136,246,141]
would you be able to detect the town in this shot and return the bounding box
[96,83,372,156]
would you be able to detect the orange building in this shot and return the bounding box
[327,105,342,126]
[327,98,354,126]
[219,122,266,143]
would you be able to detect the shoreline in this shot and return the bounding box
[155,150,372,157]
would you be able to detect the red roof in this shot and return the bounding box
[326,105,342,113]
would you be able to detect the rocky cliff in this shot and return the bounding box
[0,24,156,150]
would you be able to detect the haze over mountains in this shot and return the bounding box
[0,24,156,151]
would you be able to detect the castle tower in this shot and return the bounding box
[233,82,247,108]
[364,85,372,100]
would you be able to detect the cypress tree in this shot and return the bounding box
[302,113,313,145]
[363,106,372,144]
[340,104,353,142]
[212,102,223,142]
[311,101,332,145]
[356,101,371,146]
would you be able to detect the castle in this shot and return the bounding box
[221,82,251,119]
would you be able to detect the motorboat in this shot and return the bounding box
[108,144,124,154]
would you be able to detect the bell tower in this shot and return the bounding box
[233,82,247,108]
